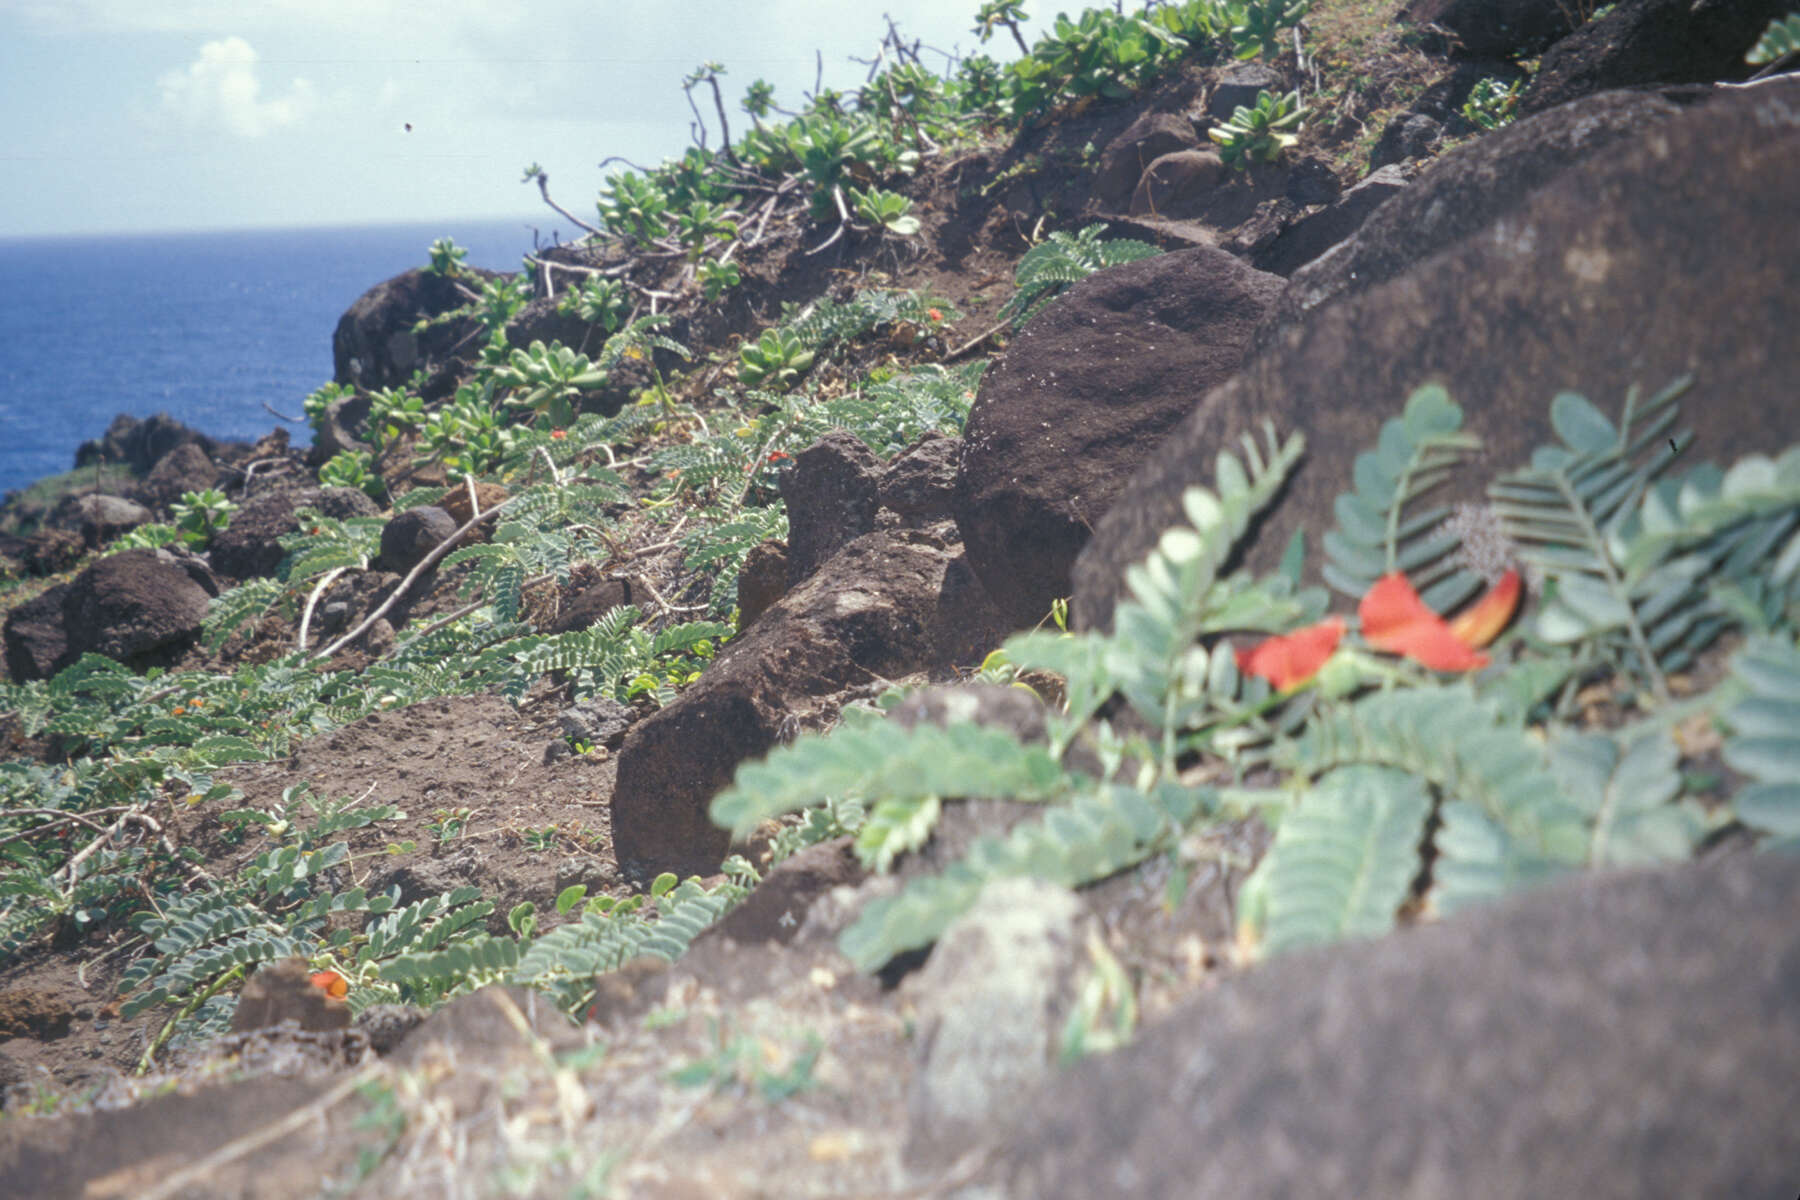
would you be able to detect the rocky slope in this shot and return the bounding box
[2,2,1797,1195]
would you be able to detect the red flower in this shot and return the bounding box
[1235,617,1346,690]
[1359,570,1519,672]
[926,308,943,323]
[550,428,566,440]
[767,451,790,463]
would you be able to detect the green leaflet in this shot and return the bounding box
[837,779,1211,972]
[1322,383,1484,610]
[1249,764,1430,955]
[508,877,742,1010]
[201,577,285,651]
[1277,684,1588,914]
[1491,378,1692,694]
[1547,728,1705,867]
[710,719,1073,839]
[1723,635,1800,839]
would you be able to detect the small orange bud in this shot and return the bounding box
[309,970,349,1000]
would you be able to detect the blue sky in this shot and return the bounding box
[0,1,1046,237]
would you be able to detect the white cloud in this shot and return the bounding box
[156,36,316,137]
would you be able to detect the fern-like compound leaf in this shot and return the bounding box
[1492,378,1690,694]
[1250,764,1431,955]
[1547,729,1705,866]
[1277,685,1590,914]
[1747,13,1800,63]
[1722,634,1800,840]
[202,578,285,651]
[837,779,1210,971]
[710,719,1072,839]
[999,224,1162,327]
[1323,384,1484,610]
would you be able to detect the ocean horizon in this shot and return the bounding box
[0,217,563,498]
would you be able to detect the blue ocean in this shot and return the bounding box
[0,219,545,498]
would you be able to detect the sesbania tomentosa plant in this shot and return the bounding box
[708,380,1800,979]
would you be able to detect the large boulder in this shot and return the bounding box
[45,493,152,548]
[331,268,496,394]
[1249,164,1409,278]
[1400,0,1583,57]
[374,506,458,576]
[208,485,380,581]
[954,246,1284,630]
[1263,88,1683,344]
[1073,80,1800,630]
[981,851,1800,1198]
[778,430,883,585]
[1092,111,1202,211]
[73,412,216,475]
[3,548,218,680]
[610,526,1005,876]
[1520,0,1788,115]
[134,442,221,511]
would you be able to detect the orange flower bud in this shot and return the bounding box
[309,970,349,1000]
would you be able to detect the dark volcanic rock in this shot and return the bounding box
[954,246,1284,631]
[556,697,636,751]
[208,485,379,580]
[707,837,868,947]
[1250,164,1408,278]
[74,412,216,474]
[2,584,70,681]
[982,852,1800,1199]
[332,267,497,394]
[1369,111,1445,168]
[1520,0,1787,115]
[1093,111,1202,210]
[47,493,151,548]
[21,528,83,577]
[1076,78,1800,632]
[4,548,217,680]
[611,527,1006,876]
[735,540,790,631]
[65,549,217,665]
[878,432,961,524]
[779,429,883,584]
[1206,62,1283,121]
[1401,0,1583,57]
[135,442,221,510]
[375,505,457,575]
[1260,88,1684,348]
